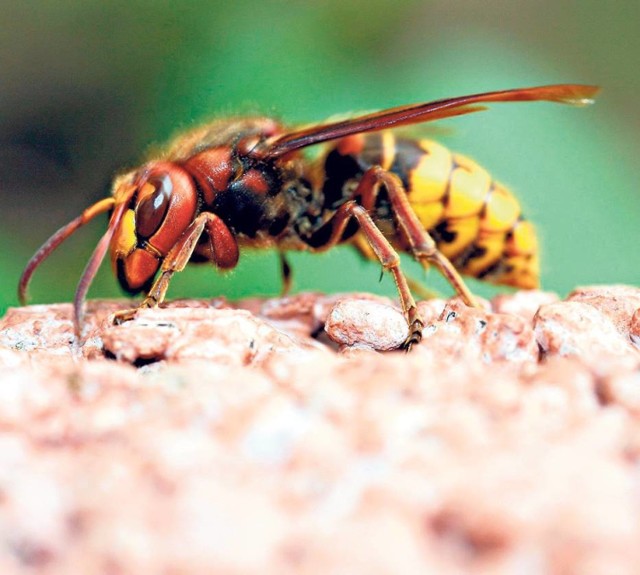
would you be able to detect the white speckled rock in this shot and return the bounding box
[534,300,639,361]
[567,285,640,336]
[102,306,315,365]
[324,298,409,351]
[419,299,538,364]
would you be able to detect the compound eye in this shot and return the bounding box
[135,174,172,239]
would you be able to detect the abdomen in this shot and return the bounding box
[321,132,540,289]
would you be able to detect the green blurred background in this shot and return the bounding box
[1,0,638,316]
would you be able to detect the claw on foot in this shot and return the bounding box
[402,318,424,352]
[112,299,156,326]
[112,308,140,325]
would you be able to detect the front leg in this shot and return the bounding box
[113,212,239,325]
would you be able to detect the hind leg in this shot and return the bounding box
[354,166,480,308]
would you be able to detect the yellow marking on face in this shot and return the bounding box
[110,209,136,263]
[445,154,491,218]
[482,183,521,233]
[407,140,452,203]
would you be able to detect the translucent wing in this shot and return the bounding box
[262,84,599,160]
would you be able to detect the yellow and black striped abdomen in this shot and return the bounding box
[406,137,539,288]
[323,133,539,289]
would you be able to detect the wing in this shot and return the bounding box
[261,84,599,160]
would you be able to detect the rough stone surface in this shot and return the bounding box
[324,298,409,351]
[102,306,316,366]
[419,299,539,365]
[534,300,638,363]
[491,289,559,322]
[567,285,640,336]
[0,287,639,574]
[631,308,640,350]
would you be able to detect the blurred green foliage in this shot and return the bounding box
[1,0,638,316]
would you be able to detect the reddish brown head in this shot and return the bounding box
[110,162,198,294]
[18,161,198,337]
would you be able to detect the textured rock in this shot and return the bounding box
[567,285,640,336]
[0,301,123,360]
[534,300,638,362]
[629,308,640,350]
[419,299,539,365]
[491,289,559,322]
[102,306,312,366]
[1,287,640,574]
[324,298,409,351]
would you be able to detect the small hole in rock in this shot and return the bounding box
[103,349,164,368]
